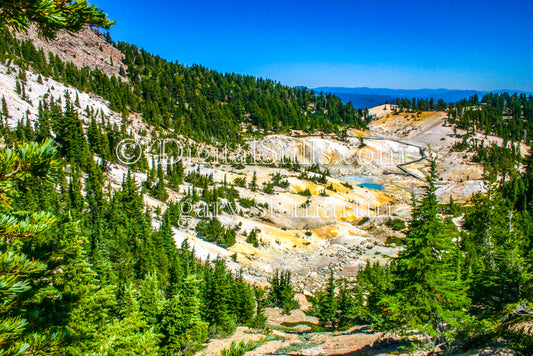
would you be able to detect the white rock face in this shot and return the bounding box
[0,63,149,142]
[1,65,120,128]
[251,135,356,166]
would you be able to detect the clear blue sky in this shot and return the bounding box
[91,0,533,91]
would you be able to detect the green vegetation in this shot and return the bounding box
[313,271,342,329]
[195,217,237,248]
[279,321,323,331]
[238,197,255,208]
[268,270,300,314]
[246,229,259,247]
[379,162,470,351]
[298,188,312,197]
[448,93,533,144]
[310,270,366,331]
[220,337,269,356]
[262,172,290,194]
[275,340,320,354]
[312,157,533,353]
[1,3,532,354]
[385,218,406,231]
[305,172,328,184]
[300,199,311,208]
[0,0,114,39]
[0,136,259,354]
[0,140,61,354]
[394,93,533,146]
[233,176,247,187]
[341,181,353,189]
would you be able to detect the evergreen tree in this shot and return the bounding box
[139,273,165,326]
[1,96,8,123]
[0,0,114,39]
[337,279,356,329]
[352,261,392,323]
[90,283,161,356]
[268,270,299,314]
[203,259,235,334]
[231,273,255,325]
[315,270,338,329]
[463,184,530,317]
[51,99,89,166]
[160,275,208,353]
[249,171,257,192]
[0,140,61,355]
[246,229,259,247]
[379,161,471,352]
[195,217,236,248]
[249,287,268,329]
[152,178,168,202]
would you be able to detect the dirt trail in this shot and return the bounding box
[199,299,409,356]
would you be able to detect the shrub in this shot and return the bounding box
[298,188,312,197]
[386,218,406,231]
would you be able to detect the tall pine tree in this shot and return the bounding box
[379,161,470,352]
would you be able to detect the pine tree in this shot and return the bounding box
[246,229,259,247]
[153,179,168,202]
[35,100,51,140]
[167,159,183,189]
[117,282,140,317]
[139,273,165,326]
[65,285,117,354]
[463,184,530,317]
[250,287,268,329]
[0,140,61,354]
[15,80,21,95]
[231,273,255,325]
[268,270,299,314]
[0,0,114,39]
[90,283,161,355]
[160,275,208,353]
[337,279,356,329]
[51,100,89,166]
[203,259,235,334]
[94,312,161,356]
[316,270,338,329]
[379,161,470,352]
[249,171,257,192]
[353,261,392,323]
[1,96,8,124]
[523,151,533,213]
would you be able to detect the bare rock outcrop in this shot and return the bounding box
[15,25,126,78]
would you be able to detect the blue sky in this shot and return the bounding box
[91,0,533,91]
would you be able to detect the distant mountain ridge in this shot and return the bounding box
[314,87,533,108]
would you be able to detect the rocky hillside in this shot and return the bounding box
[14,25,125,77]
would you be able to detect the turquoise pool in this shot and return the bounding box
[357,182,384,191]
[343,176,385,191]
